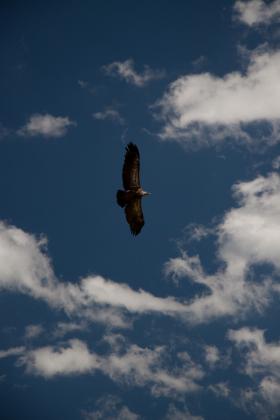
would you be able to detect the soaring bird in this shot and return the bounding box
[116,143,150,235]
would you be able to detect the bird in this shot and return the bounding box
[116,142,151,235]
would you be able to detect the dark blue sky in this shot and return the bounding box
[1,1,280,419]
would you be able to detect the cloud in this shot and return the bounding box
[52,321,88,338]
[16,339,204,396]
[228,327,280,416]
[24,324,44,339]
[164,403,204,420]
[0,346,25,359]
[272,155,280,169]
[78,79,89,89]
[208,382,230,398]
[93,108,125,125]
[0,221,190,329]
[204,345,220,368]
[18,114,76,138]
[82,395,140,420]
[234,0,280,27]
[165,172,280,323]
[103,59,165,87]
[20,339,98,378]
[3,173,280,329]
[155,49,280,147]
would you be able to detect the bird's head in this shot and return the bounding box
[142,191,151,196]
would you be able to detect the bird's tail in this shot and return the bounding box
[116,190,128,208]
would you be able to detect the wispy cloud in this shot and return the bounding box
[18,114,76,138]
[103,59,165,87]
[24,324,44,340]
[15,339,204,397]
[52,321,88,338]
[234,0,280,27]
[2,173,280,329]
[164,403,204,420]
[272,155,280,169]
[82,395,140,420]
[0,221,190,329]
[155,49,280,147]
[0,346,25,359]
[229,327,280,417]
[93,107,125,125]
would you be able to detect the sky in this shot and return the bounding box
[2,0,280,419]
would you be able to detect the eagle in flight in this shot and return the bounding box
[116,143,150,235]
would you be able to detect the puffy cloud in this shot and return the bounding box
[229,327,280,416]
[165,172,280,323]
[20,339,98,378]
[234,0,280,27]
[93,108,125,125]
[18,114,76,138]
[103,59,165,87]
[155,50,280,146]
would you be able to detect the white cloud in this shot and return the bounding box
[208,382,230,398]
[78,79,89,88]
[52,321,88,338]
[164,404,204,420]
[93,108,125,124]
[24,324,44,339]
[103,59,165,87]
[0,221,190,329]
[103,345,203,397]
[17,339,204,396]
[82,395,140,420]
[18,114,76,138]
[165,172,280,323]
[204,345,220,368]
[234,0,280,27]
[155,50,280,146]
[3,173,280,329]
[20,339,98,378]
[0,346,25,359]
[229,327,280,416]
[272,155,280,169]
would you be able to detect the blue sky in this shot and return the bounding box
[2,1,280,419]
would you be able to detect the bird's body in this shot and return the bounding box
[116,143,150,235]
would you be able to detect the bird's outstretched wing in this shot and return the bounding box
[122,143,140,191]
[125,197,144,236]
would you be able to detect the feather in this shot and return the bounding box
[125,197,145,236]
[122,143,140,191]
